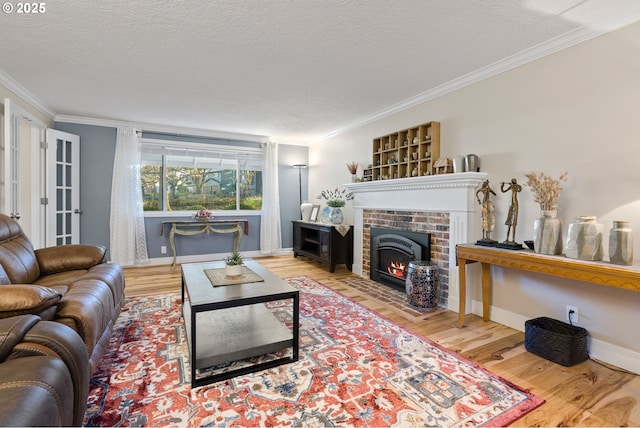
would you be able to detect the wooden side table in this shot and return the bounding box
[456,243,640,328]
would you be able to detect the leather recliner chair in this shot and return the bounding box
[0,213,125,373]
[0,314,90,426]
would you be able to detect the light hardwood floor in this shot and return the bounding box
[124,255,640,427]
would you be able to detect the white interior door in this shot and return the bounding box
[46,129,80,245]
[1,98,47,246]
[1,99,20,219]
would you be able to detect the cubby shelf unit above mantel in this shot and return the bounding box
[371,121,440,181]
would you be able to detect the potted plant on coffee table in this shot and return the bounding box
[224,251,243,278]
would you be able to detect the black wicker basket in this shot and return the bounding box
[524,317,588,366]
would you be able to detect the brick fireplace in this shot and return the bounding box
[344,173,487,312]
[364,211,448,304]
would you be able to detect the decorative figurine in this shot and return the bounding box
[475,180,497,246]
[498,178,524,249]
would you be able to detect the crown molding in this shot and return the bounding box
[54,114,271,143]
[0,69,56,119]
[319,11,640,142]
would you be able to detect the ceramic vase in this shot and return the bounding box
[224,264,242,278]
[609,221,633,265]
[329,207,344,225]
[405,261,440,310]
[300,201,313,221]
[533,209,562,255]
[565,215,604,261]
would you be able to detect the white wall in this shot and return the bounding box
[309,21,640,370]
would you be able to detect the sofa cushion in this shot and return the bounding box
[0,216,40,284]
[34,264,125,322]
[54,280,116,359]
[35,245,107,275]
[34,269,91,288]
[0,284,63,319]
[0,264,9,285]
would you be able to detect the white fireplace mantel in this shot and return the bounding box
[344,172,488,313]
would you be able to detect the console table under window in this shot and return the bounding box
[456,243,640,328]
[161,219,249,268]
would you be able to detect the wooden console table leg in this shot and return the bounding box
[233,224,243,253]
[169,224,178,269]
[481,262,491,321]
[458,258,467,328]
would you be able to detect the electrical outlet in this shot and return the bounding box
[160,246,167,254]
[566,305,579,324]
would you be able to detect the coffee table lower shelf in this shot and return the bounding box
[184,303,297,387]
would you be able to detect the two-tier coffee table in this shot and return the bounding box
[181,259,299,387]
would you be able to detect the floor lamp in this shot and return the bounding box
[292,164,307,219]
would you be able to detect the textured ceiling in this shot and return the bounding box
[1,0,639,143]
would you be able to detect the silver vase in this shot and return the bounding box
[609,220,633,265]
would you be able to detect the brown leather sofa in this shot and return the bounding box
[0,314,90,426]
[0,213,125,373]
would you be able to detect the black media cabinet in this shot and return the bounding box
[292,220,353,272]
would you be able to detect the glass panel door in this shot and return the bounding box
[46,129,80,245]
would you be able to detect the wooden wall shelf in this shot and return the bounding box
[372,121,440,181]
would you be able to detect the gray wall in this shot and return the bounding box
[278,144,308,247]
[145,215,261,258]
[53,122,308,258]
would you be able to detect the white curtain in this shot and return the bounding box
[260,141,282,254]
[110,127,149,265]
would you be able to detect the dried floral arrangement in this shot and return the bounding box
[524,171,568,211]
[346,162,358,174]
[317,187,354,208]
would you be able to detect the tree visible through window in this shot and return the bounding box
[140,141,262,212]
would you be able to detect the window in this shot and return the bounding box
[140,139,263,212]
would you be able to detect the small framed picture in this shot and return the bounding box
[310,205,320,222]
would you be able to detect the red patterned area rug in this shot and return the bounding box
[84,276,543,427]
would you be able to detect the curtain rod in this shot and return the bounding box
[141,130,258,145]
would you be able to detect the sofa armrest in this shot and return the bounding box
[0,284,63,319]
[35,244,107,275]
[0,314,41,360]
[0,356,75,426]
[19,318,91,425]
[0,314,90,426]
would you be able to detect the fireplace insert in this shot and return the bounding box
[370,227,431,290]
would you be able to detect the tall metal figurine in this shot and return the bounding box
[475,180,497,246]
[498,178,524,249]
